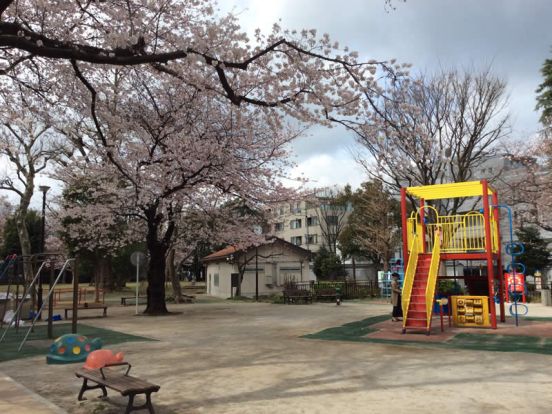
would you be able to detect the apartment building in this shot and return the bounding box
[267,191,351,253]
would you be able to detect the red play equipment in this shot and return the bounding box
[504,272,526,303]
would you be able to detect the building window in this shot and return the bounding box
[290,219,302,229]
[274,222,284,232]
[306,216,319,226]
[306,234,318,244]
[290,202,302,214]
[214,273,219,287]
[291,236,302,246]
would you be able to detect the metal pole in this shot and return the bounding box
[400,188,409,274]
[47,263,54,339]
[481,180,497,329]
[255,247,259,302]
[71,258,79,334]
[136,260,139,315]
[492,192,506,323]
[37,191,47,319]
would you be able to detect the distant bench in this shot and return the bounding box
[121,296,147,306]
[283,289,313,304]
[75,362,160,414]
[64,303,108,319]
[315,288,338,302]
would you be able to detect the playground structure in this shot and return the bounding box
[0,253,104,350]
[400,180,507,334]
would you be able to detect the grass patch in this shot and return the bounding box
[303,314,390,341]
[0,323,154,363]
[304,315,552,355]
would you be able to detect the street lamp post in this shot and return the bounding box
[37,185,50,319]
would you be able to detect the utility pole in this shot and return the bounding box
[37,185,50,320]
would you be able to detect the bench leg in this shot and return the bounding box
[103,307,107,317]
[65,309,68,319]
[125,394,135,414]
[145,392,155,414]
[77,378,108,401]
[125,392,155,414]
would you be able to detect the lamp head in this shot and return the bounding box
[38,185,51,193]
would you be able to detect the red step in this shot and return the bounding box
[408,303,426,312]
[407,310,427,319]
[405,318,427,328]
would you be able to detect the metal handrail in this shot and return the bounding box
[402,234,419,328]
[0,260,48,343]
[17,258,74,352]
[407,211,498,254]
[425,229,441,329]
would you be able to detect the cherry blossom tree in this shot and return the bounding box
[0,0,404,127]
[57,68,299,314]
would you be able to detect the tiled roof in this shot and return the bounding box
[202,246,238,261]
[202,237,311,263]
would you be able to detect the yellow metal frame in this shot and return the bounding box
[425,230,441,329]
[406,181,495,200]
[407,209,498,254]
[401,234,419,328]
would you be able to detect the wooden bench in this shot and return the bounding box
[283,289,313,304]
[64,303,108,319]
[75,363,160,414]
[315,288,338,302]
[121,296,147,306]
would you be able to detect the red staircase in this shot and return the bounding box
[403,253,433,333]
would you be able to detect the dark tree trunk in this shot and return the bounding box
[145,241,169,314]
[143,205,173,315]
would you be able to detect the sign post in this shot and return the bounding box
[130,252,147,315]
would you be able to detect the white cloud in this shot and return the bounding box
[289,151,365,190]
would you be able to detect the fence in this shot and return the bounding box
[293,280,380,299]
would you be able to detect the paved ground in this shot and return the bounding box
[2,299,552,413]
[0,375,67,413]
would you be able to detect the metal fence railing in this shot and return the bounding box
[292,280,380,299]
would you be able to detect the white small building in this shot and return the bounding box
[203,237,312,298]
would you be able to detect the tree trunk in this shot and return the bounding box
[166,248,182,303]
[352,257,357,281]
[382,258,389,273]
[15,198,34,307]
[145,241,169,314]
[100,256,114,292]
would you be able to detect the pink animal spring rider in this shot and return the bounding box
[83,349,125,370]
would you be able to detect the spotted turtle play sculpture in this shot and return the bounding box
[46,334,102,364]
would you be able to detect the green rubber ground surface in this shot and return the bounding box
[304,315,552,355]
[0,323,154,363]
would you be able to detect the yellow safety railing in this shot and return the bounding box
[425,229,441,329]
[407,210,499,254]
[402,234,420,328]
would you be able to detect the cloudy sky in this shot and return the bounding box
[218,0,552,189]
